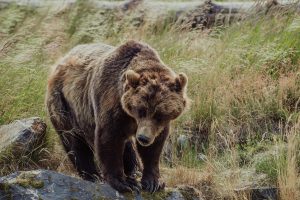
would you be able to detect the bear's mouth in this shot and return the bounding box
[136,134,152,146]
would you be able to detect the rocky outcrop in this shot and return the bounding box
[0,170,122,200]
[0,170,202,200]
[0,117,46,155]
[235,187,278,200]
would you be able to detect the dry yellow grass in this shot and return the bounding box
[278,124,300,200]
[0,1,299,199]
[162,166,211,187]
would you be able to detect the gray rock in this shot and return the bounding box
[177,134,191,149]
[166,190,185,200]
[220,168,268,189]
[251,187,278,200]
[0,117,46,155]
[0,170,202,200]
[0,170,124,200]
[235,187,278,200]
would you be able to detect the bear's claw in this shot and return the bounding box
[126,176,142,192]
[107,176,140,193]
[141,178,165,193]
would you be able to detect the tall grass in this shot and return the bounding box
[0,1,299,199]
[96,4,300,199]
[278,123,300,200]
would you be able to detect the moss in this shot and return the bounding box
[0,182,12,199]
[96,197,111,200]
[178,186,201,200]
[123,190,171,200]
[0,182,11,192]
[15,173,44,189]
[16,178,44,189]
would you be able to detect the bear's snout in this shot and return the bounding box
[137,135,151,146]
[136,122,156,146]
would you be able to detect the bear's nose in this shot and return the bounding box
[137,135,150,145]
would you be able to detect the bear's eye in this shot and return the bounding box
[168,82,178,92]
[154,112,164,123]
[138,108,147,118]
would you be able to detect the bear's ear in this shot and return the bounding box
[175,73,188,92]
[126,70,140,88]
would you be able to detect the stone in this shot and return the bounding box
[219,168,268,190]
[0,170,202,200]
[177,134,191,150]
[166,190,185,200]
[235,187,278,200]
[251,187,278,200]
[0,117,46,155]
[0,170,123,200]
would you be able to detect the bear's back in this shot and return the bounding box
[50,43,114,76]
[66,43,114,61]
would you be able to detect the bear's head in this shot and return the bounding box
[121,69,189,146]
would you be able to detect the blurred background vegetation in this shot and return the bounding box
[0,0,299,199]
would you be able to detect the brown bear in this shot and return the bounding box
[46,40,189,193]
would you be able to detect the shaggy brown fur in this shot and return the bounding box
[46,40,189,193]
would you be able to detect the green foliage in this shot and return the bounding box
[0,2,299,192]
[0,4,35,35]
[67,0,90,37]
[255,157,278,184]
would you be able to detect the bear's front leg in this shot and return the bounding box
[137,126,169,193]
[95,129,140,193]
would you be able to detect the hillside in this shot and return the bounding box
[0,0,299,199]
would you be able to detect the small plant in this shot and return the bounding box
[15,173,44,189]
[255,157,278,183]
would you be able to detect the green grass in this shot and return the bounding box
[255,156,278,183]
[0,5,52,124]
[0,1,299,199]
